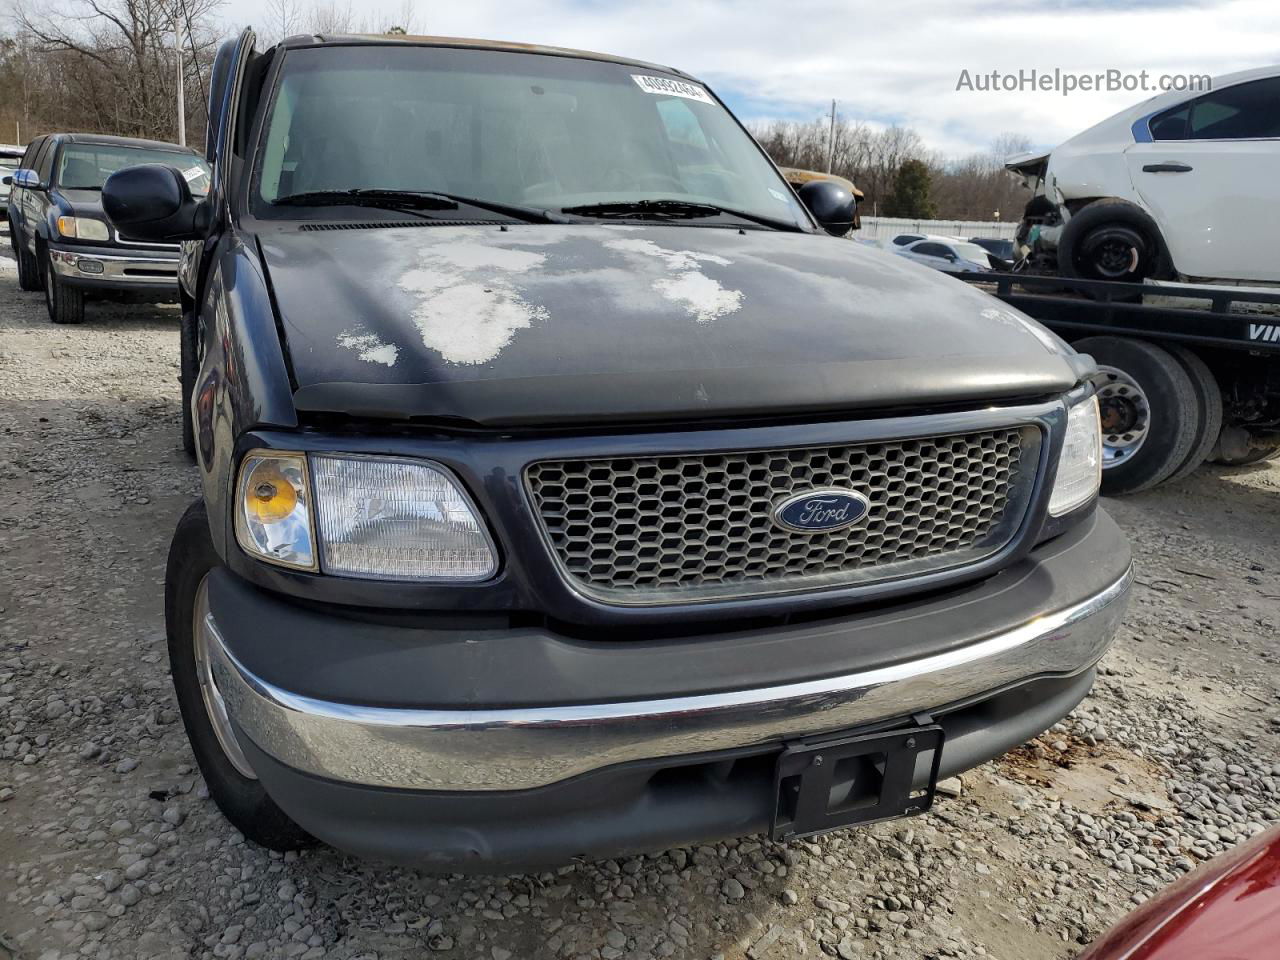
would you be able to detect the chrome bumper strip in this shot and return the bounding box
[50,249,178,285]
[208,567,1132,792]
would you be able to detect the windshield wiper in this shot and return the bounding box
[561,199,802,231]
[273,188,564,224]
[273,189,452,219]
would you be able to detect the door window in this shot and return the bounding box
[20,137,44,170]
[912,242,951,258]
[34,139,57,182]
[1150,77,1280,140]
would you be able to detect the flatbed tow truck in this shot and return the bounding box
[962,272,1280,494]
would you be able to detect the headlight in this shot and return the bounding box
[56,216,111,241]
[234,452,316,570]
[310,455,497,581]
[1048,396,1102,516]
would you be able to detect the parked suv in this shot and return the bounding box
[5,133,210,323]
[102,30,1131,870]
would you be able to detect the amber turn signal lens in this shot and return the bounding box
[234,452,315,570]
[245,463,298,523]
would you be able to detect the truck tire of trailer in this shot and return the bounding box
[1073,337,1203,494]
[1073,335,1280,492]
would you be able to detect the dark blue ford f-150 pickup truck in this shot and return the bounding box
[99,29,1130,871]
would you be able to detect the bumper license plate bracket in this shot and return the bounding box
[770,725,944,842]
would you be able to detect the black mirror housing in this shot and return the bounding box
[103,164,209,242]
[797,180,856,237]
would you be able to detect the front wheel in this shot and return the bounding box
[14,228,41,291]
[1057,199,1169,295]
[166,501,314,852]
[43,251,86,324]
[179,313,198,459]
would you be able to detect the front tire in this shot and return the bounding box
[179,313,198,459]
[43,251,86,324]
[166,501,314,852]
[14,228,41,291]
[1058,199,1169,290]
[1073,336,1200,495]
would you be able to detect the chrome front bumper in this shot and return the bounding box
[49,247,178,285]
[208,567,1131,793]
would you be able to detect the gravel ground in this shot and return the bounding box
[1,245,1279,960]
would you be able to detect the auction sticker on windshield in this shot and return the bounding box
[631,74,715,104]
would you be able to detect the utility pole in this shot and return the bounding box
[825,99,836,173]
[175,14,186,146]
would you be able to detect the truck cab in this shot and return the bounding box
[101,30,1131,870]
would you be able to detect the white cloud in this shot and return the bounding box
[219,0,1280,156]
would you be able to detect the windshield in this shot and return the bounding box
[255,45,808,228]
[56,144,211,195]
[951,242,994,262]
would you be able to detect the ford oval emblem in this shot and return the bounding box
[771,488,870,534]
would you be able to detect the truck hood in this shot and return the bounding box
[60,189,107,217]
[259,223,1082,427]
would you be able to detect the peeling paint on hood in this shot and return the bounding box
[258,222,1083,426]
[603,237,743,323]
[337,330,399,367]
[398,241,549,365]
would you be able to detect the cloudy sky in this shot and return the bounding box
[217,0,1278,158]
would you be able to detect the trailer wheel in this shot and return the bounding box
[1163,345,1222,483]
[1209,425,1280,466]
[1073,336,1199,494]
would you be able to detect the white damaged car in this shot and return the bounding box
[1009,66,1280,286]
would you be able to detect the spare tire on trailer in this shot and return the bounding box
[1073,336,1201,495]
[1058,199,1170,285]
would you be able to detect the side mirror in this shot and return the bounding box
[102,164,210,242]
[12,168,43,190]
[1,175,10,186]
[797,180,856,237]
[945,253,958,262]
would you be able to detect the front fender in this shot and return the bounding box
[195,232,297,559]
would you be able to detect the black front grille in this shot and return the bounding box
[525,427,1039,604]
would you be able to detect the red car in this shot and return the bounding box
[1079,825,1280,959]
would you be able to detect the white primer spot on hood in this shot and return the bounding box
[337,331,399,367]
[399,241,549,365]
[604,237,743,323]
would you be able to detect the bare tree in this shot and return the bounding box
[306,0,359,34]
[263,0,305,42]
[751,115,1033,220]
[9,0,223,142]
[382,0,419,34]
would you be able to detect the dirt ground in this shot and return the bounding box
[1,242,1278,960]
